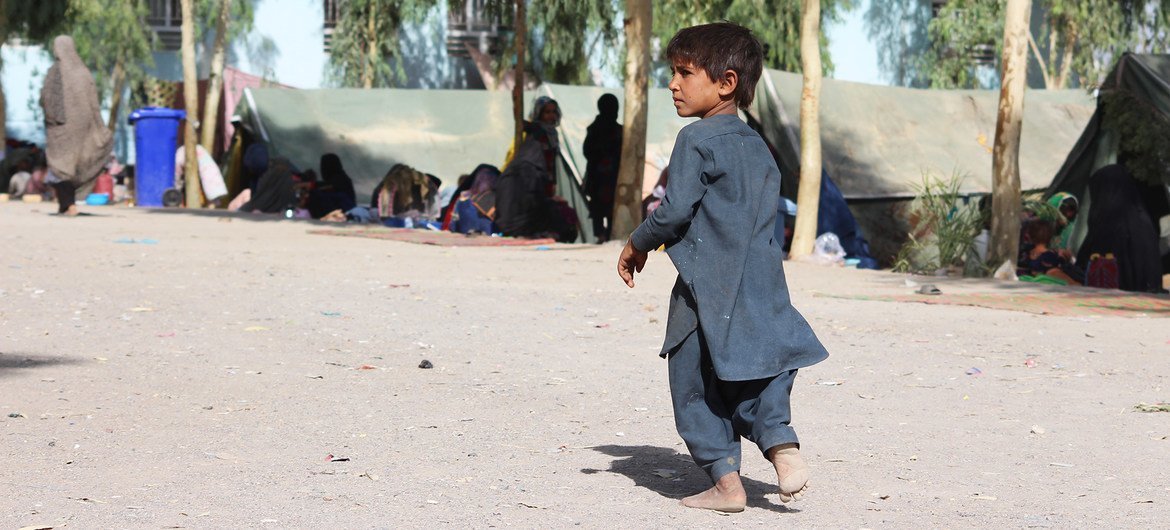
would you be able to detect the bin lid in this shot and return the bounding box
[128,107,187,124]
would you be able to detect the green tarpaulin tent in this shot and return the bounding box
[233,85,693,243]
[1045,53,1170,253]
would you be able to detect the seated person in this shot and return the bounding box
[307,153,357,219]
[445,164,500,235]
[1047,192,1078,255]
[232,157,297,214]
[1018,219,1083,285]
[494,135,577,242]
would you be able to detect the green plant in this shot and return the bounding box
[892,171,985,275]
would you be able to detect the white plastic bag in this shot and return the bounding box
[810,232,847,266]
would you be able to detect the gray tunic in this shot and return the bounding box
[631,115,828,381]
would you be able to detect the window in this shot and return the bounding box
[446,0,503,58]
[324,0,340,53]
[147,0,182,51]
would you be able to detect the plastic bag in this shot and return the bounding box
[810,232,847,265]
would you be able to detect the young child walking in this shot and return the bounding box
[617,22,829,513]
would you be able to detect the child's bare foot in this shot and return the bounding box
[62,204,79,216]
[768,443,809,503]
[681,471,746,513]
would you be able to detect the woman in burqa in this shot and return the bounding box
[239,157,296,214]
[494,135,574,242]
[582,94,623,242]
[307,153,357,218]
[40,35,114,215]
[1076,164,1165,293]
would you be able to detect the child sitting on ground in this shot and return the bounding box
[1018,218,1084,285]
[617,22,829,513]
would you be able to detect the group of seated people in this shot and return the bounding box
[225,98,583,244]
[1016,164,1168,293]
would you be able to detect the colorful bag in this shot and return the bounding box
[1085,253,1119,289]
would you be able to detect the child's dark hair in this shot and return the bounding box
[665,22,764,110]
[1024,218,1055,246]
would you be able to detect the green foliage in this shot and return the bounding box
[922,0,1002,89]
[652,0,854,76]
[1102,90,1170,187]
[892,172,985,275]
[329,0,439,88]
[484,0,620,85]
[925,0,1170,89]
[65,0,156,93]
[1,0,69,43]
[527,0,619,85]
[196,0,255,41]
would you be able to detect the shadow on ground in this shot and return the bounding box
[582,444,796,514]
[0,352,81,378]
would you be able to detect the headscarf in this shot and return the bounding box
[468,163,500,195]
[529,96,561,151]
[319,153,356,202]
[1046,192,1078,250]
[1076,165,1163,292]
[39,35,114,195]
[243,144,270,177]
[1046,192,1078,211]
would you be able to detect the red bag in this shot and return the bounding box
[1085,253,1119,289]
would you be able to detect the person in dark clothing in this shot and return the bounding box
[307,153,357,218]
[1076,164,1165,293]
[495,136,575,242]
[582,94,623,243]
[240,157,296,214]
[618,22,826,512]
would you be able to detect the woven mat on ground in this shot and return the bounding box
[817,291,1170,318]
[308,228,556,247]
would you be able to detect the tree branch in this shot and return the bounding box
[1026,29,1051,88]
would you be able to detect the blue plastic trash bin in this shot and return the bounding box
[128,107,186,207]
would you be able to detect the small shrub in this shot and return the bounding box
[892,172,985,275]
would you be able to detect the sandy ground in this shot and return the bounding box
[2,202,1168,529]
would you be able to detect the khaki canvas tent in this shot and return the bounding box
[233,70,1094,256]
[747,69,1095,261]
[749,69,1095,199]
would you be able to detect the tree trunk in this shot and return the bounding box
[363,6,376,89]
[0,67,6,155]
[200,0,231,152]
[988,0,1032,270]
[789,0,824,258]
[610,0,650,241]
[107,62,126,131]
[180,0,202,207]
[512,0,526,149]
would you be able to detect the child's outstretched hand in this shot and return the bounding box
[618,239,648,288]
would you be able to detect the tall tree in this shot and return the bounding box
[199,0,232,152]
[328,0,437,88]
[789,0,824,258]
[989,0,1032,269]
[926,0,1170,89]
[653,0,853,75]
[0,0,69,149]
[180,0,201,207]
[511,0,525,149]
[65,0,155,131]
[611,0,650,241]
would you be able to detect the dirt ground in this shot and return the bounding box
[2,202,1168,529]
